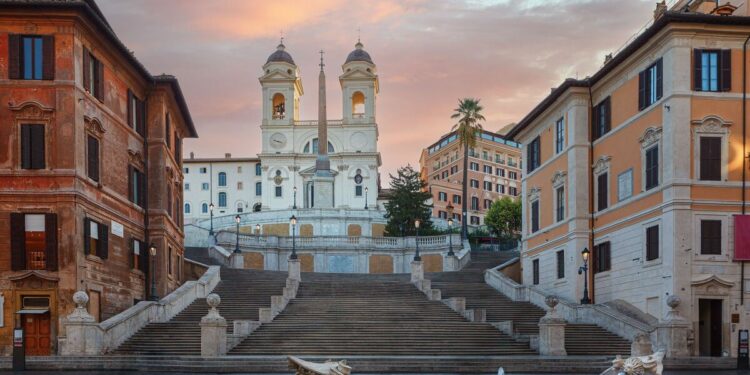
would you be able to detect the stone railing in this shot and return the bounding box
[207,245,232,266]
[217,232,461,252]
[184,223,214,248]
[456,240,472,269]
[293,119,344,126]
[191,208,387,233]
[59,266,221,355]
[485,261,653,342]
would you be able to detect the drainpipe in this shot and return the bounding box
[143,91,151,301]
[587,81,595,304]
[740,35,750,304]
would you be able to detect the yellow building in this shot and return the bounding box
[507,1,750,357]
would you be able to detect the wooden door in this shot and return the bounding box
[23,313,50,356]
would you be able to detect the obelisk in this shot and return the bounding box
[312,50,335,208]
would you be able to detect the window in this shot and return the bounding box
[184,167,189,174]
[700,220,722,255]
[471,197,479,211]
[530,200,539,233]
[21,124,45,169]
[555,117,565,154]
[470,216,480,225]
[275,186,282,197]
[438,211,448,219]
[9,35,54,80]
[645,145,659,190]
[218,172,227,187]
[509,187,518,196]
[639,59,663,110]
[255,163,262,176]
[450,165,458,174]
[597,172,608,212]
[483,199,492,209]
[532,259,540,285]
[128,166,145,207]
[237,203,244,213]
[527,136,541,173]
[593,242,611,273]
[483,181,492,191]
[255,182,262,196]
[127,90,145,136]
[593,97,611,141]
[470,179,479,188]
[200,167,207,174]
[168,247,173,275]
[9,213,57,271]
[237,182,243,190]
[470,162,479,171]
[694,49,731,92]
[508,171,517,180]
[165,114,171,149]
[131,238,146,272]
[83,49,104,101]
[167,184,173,218]
[441,170,449,179]
[618,169,633,202]
[438,192,447,201]
[483,165,492,174]
[556,250,565,279]
[700,137,722,181]
[303,138,335,153]
[452,195,461,204]
[84,218,109,259]
[646,225,659,261]
[355,185,363,197]
[184,203,191,214]
[272,93,286,119]
[496,168,505,177]
[555,186,565,222]
[87,135,100,182]
[218,192,227,207]
[201,183,209,191]
[497,184,505,194]
[202,203,208,213]
[237,166,242,173]
[352,91,365,116]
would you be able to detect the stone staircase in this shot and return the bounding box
[184,246,223,266]
[112,268,287,355]
[431,251,632,356]
[230,272,534,356]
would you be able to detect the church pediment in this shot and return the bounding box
[299,165,338,177]
[339,68,376,80]
[260,70,296,81]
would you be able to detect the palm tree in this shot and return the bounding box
[451,98,485,240]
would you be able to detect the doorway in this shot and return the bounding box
[23,313,51,356]
[698,299,723,356]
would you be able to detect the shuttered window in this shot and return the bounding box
[694,49,731,92]
[700,137,721,181]
[87,135,100,182]
[527,136,541,173]
[127,90,146,137]
[21,124,45,169]
[593,242,611,274]
[9,213,58,271]
[555,186,565,222]
[532,259,540,285]
[646,225,659,261]
[700,220,722,255]
[83,218,108,259]
[638,58,663,110]
[130,238,145,270]
[82,48,104,101]
[165,114,171,149]
[531,200,539,233]
[8,35,54,80]
[128,166,146,207]
[556,250,565,279]
[645,145,659,190]
[592,97,611,141]
[597,172,609,212]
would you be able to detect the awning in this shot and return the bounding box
[17,309,49,315]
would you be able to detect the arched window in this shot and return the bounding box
[218,172,227,187]
[272,93,285,119]
[255,181,262,196]
[255,163,262,176]
[352,91,365,117]
[253,203,262,212]
[218,192,227,207]
[202,203,208,213]
[303,138,335,154]
[184,203,191,214]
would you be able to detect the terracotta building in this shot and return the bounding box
[507,0,750,357]
[419,129,522,226]
[0,0,197,356]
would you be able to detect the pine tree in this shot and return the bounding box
[384,165,434,237]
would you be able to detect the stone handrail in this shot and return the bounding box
[208,245,232,265]
[192,208,387,232]
[60,266,221,355]
[456,240,472,269]
[217,232,461,251]
[485,261,653,341]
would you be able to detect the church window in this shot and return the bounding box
[275,186,282,197]
[218,192,227,207]
[255,182,262,196]
[272,93,285,119]
[202,203,208,213]
[218,172,227,187]
[303,138,335,154]
[255,163,262,176]
[352,91,365,118]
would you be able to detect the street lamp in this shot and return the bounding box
[234,215,241,254]
[447,218,455,256]
[255,223,261,244]
[289,215,298,260]
[208,203,215,236]
[364,186,369,210]
[149,242,158,301]
[414,219,422,261]
[578,247,591,304]
[293,186,297,209]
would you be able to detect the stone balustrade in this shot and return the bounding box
[217,232,462,251]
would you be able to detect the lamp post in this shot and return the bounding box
[149,242,158,301]
[293,186,297,209]
[290,215,298,260]
[447,218,455,256]
[364,186,369,210]
[208,203,215,236]
[578,247,591,304]
[234,215,241,254]
[414,219,421,261]
[255,223,261,244]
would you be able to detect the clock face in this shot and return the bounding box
[270,133,287,149]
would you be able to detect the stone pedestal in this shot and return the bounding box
[230,252,244,269]
[444,255,459,272]
[200,294,227,357]
[312,175,335,209]
[631,332,654,357]
[410,260,424,283]
[288,259,301,281]
[60,291,103,355]
[656,295,691,358]
[538,296,566,356]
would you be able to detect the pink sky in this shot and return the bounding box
[97,0,657,177]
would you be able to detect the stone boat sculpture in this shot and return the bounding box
[600,351,665,375]
[288,356,352,375]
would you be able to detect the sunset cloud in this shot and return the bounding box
[97,0,657,177]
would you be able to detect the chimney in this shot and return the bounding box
[189,152,194,159]
[654,0,667,20]
[225,153,232,159]
[604,53,614,65]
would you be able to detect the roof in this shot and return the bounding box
[266,43,295,65]
[345,42,374,64]
[0,0,197,138]
[425,128,521,152]
[184,157,261,164]
[506,11,750,140]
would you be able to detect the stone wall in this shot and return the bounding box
[369,255,393,274]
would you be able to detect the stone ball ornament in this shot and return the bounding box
[73,291,89,308]
[545,295,559,309]
[206,293,221,308]
[666,295,680,309]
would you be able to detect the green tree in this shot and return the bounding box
[484,196,522,239]
[384,165,435,237]
[451,98,485,240]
